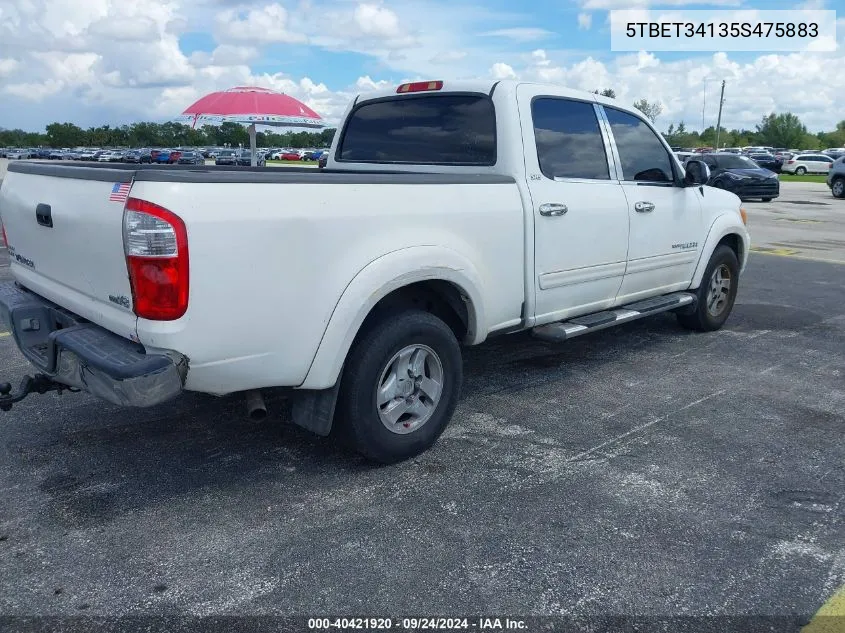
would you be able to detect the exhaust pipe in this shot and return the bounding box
[245,390,267,421]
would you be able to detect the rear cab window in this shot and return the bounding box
[531,98,610,180]
[337,94,496,165]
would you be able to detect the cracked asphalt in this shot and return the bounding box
[0,182,842,630]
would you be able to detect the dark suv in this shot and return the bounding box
[701,152,780,202]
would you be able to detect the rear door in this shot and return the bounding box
[517,86,630,323]
[600,105,704,303]
[0,165,138,339]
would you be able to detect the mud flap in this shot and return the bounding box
[290,377,342,437]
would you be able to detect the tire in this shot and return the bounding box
[336,310,463,464]
[762,197,772,202]
[677,244,739,332]
[795,166,807,175]
[832,177,845,199]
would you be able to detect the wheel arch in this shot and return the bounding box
[690,215,750,289]
[299,246,486,390]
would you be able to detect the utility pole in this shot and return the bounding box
[702,79,707,131]
[715,80,726,149]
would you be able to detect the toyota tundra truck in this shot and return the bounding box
[0,80,749,463]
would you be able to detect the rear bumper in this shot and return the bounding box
[0,282,186,407]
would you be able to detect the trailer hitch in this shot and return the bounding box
[0,375,78,411]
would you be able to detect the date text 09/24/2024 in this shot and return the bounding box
[307,618,528,630]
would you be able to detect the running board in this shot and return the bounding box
[531,292,696,343]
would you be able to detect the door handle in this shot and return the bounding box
[634,201,655,213]
[35,203,53,228]
[539,203,568,217]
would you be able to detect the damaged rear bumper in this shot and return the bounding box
[0,282,186,407]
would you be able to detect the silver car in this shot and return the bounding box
[827,156,845,199]
[6,149,30,160]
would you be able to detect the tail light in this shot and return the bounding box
[786,159,795,164]
[397,80,443,93]
[123,197,189,320]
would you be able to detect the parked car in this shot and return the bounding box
[826,156,845,198]
[123,150,152,164]
[78,150,97,161]
[34,148,52,159]
[0,79,750,463]
[62,151,81,161]
[318,153,328,169]
[176,151,205,165]
[5,149,30,160]
[747,153,781,173]
[279,150,305,161]
[699,153,779,202]
[781,154,834,175]
[235,150,266,167]
[304,149,325,161]
[214,149,238,165]
[154,150,172,164]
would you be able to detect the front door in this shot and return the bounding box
[600,105,704,303]
[517,86,630,324]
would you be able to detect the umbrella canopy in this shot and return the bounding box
[177,86,324,128]
[175,86,325,165]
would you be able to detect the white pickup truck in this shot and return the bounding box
[0,80,749,463]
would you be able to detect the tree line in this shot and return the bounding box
[3,107,844,152]
[0,121,337,149]
[592,89,845,150]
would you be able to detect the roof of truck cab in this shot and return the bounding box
[352,79,641,118]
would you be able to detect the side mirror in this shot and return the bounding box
[685,159,710,186]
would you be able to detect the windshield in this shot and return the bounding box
[716,155,758,169]
[219,150,235,156]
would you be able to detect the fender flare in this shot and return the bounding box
[299,246,486,390]
[690,213,750,289]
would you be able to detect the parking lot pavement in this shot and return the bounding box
[748,181,844,263]
[0,231,843,623]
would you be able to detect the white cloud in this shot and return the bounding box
[490,62,517,80]
[481,28,554,42]
[578,13,592,30]
[0,58,20,76]
[578,0,740,7]
[430,51,468,64]
[216,4,307,44]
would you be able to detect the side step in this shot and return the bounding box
[531,292,695,343]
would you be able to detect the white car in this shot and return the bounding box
[6,149,30,159]
[0,79,749,463]
[781,154,834,175]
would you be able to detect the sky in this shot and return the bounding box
[0,0,843,134]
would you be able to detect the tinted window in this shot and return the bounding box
[339,95,496,165]
[715,155,758,169]
[605,108,673,182]
[531,98,609,180]
[702,155,717,168]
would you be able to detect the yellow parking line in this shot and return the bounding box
[802,585,845,633]
[0,331,9,338]
[751,249,845,266]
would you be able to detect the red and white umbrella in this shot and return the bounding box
[175,86,325,165]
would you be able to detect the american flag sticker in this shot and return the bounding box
[109,182,131,203]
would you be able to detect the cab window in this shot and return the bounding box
[604,107,674,183]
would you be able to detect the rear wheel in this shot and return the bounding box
[832,177,845,199]
[795,166,807,175]
[677,245,739,332]
[336,310,463,463]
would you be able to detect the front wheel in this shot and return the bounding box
[677,245,739,332]
[795,166,807,175]
[336,310,463,463]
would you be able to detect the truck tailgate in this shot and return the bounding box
[0,166,138,339]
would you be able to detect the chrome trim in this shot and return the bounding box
[595,104,623,181]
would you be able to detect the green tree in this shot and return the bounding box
[755,112,807,148]
[593,88,616,99]
[45,122,85,148]
[633,99,662,123]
